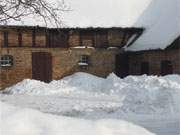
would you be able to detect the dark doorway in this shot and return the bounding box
[32,52,52,82]
[141,62,149,75]
[161,60,173,75]
[115,54,129,78]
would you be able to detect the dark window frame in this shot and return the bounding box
[0,55,13,67]
[79,55,89,65]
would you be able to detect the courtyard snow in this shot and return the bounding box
[1,72,180,135]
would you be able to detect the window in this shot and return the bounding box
[141,62,149,75]
[161,60,173,75]
[78,55,89,66]
[0,55,13,67]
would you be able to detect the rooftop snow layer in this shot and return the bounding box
[126,0,180,51]
[4,0,180,51]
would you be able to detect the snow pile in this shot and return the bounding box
[4,73,105,96]
[0,101,155,135]
[103,74,180,114]
[3,72,180,114]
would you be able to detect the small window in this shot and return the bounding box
[0,55,13,67]
[78,55,89,66]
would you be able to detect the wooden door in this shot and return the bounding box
[115,54,129,78]
[32,52,52,82]
[161,60,173,75]
[141,62,149,75]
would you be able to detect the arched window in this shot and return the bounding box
[0,55,13,67]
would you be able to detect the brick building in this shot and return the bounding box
[127,37,180,76]
[0,0,180,89]
[0,26,142,89]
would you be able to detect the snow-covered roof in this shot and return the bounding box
[126,0,180,51]
[4,0,180,51]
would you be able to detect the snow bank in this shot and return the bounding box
[3,72,105,95]
[0,101,155,135]
[3,72,180,114]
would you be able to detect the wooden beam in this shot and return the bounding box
[46,30,50,47]
[127,31,143,47]
[32,28,36,47]
[3,31,8,47]
[18,32,22,47]
[121,30,128,46]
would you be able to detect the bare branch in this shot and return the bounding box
[0,0,69,27]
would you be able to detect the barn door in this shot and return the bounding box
[32,52,52,82]
[161,60,173,75]
[115,54,129,78]
[141,62,149,75]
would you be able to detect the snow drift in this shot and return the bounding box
[3,72,180,115]
[0,101,155,135]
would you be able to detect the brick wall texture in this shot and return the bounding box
[128,50,180,75]
[0,48,120,89]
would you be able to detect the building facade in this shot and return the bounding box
[0,26,142,89]
[128,37,180,75]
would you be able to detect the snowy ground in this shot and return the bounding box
[1,72,180,135]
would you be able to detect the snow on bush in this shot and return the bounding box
[3,72,180,114]
[0,101,155,135]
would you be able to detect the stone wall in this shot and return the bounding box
[0,47,120,89]
[128,49,180,75]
